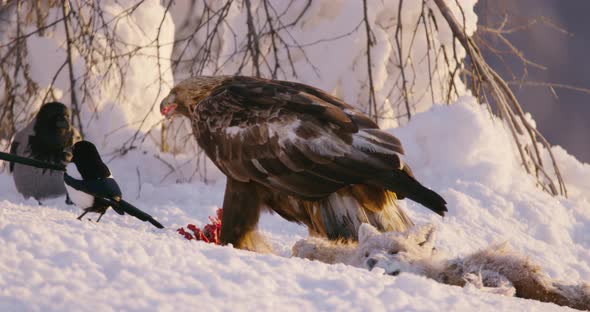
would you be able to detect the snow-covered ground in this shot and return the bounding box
[1,97,588,311]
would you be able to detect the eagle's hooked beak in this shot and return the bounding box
[160,94,177,119]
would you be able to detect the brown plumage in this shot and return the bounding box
[161,76,447,251]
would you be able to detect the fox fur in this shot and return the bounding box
[292,223,590,311]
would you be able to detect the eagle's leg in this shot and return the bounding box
[220,178,271,252]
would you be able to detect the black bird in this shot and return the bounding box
[10,102,81,204]
[63,141,164,229]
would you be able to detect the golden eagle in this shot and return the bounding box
[161,76,446,251]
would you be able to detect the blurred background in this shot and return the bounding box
[477,0,590,163]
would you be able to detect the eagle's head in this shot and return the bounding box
[160,76,227,119]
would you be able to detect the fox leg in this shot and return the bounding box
[463,271,516,297]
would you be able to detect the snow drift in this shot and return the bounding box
[0,97,588,311]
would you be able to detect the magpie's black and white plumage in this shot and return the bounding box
[10,102,81,204]
[64,141,164,229]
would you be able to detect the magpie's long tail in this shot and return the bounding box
[370,170,447,217]
[0,151,66,171]
[110,199,165,229]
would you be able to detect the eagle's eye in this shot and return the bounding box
[168,93,176,103]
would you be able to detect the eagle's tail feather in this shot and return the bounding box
[373,170,447,217]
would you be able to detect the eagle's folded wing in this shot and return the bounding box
[194,78,406,200]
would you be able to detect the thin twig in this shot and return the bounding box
[362,0,378,122]
[61,0,83,137]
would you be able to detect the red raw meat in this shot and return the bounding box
[177,208,222,245]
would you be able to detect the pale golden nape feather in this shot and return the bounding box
[174,76,227,116]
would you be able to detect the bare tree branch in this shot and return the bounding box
[362,0,378,122]
[433,0,567,197]
[61,0,83,137]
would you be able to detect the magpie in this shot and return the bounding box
[63,140,164,229]
[10,102,81,204]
